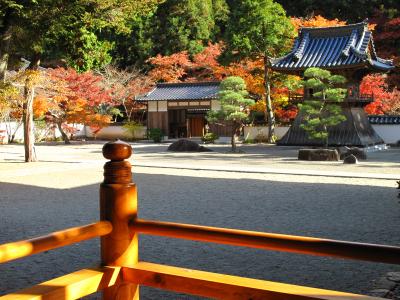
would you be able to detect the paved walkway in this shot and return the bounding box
[0,142,399,299]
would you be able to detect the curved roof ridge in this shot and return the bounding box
[300,21,367,32]
[342,29,358,57]
[156,81,220,88]
[293,32,309,61]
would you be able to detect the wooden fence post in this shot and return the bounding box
[100,140,139,299]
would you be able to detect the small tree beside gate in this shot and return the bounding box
[206,76,254,152]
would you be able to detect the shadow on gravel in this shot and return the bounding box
[1,173,399,299]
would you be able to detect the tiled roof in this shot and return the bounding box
[271,21,394,72]
[368,115,400,124]
[136,82,220,101]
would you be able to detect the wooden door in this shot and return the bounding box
[189,117,205,137]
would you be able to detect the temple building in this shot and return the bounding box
[271,21,394,147]
[136,82,221,138]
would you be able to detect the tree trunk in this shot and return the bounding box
[231,132,236,152]
[23,78,37,162]
[324,124,328,149]
[230,123,240,153]
[23,56,40,162]
[264,56,275,143]
[0,12,12,82]
[56,121,71,144]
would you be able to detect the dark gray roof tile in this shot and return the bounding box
[271,22,394,72]
[368,115,400,124]
[136,81,220,101]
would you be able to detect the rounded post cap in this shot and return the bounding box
[102,140,132,161]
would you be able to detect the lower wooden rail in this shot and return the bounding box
[123,262,382,300]
[0,266,120,300]
[0,221,112,264]
[132,219,400,265]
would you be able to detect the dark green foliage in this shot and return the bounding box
[299,67,347,147]
[222,0,294,61]
[275,0,399,23]
[148,127,163,142]
[112,14,155,67]
[0,0,162,71]
[152,0,229,56]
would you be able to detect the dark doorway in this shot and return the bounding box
[168,109,186,138]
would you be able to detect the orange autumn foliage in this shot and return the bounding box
[291,15,347,31]
[291,15,376,32]
[147,51,192,82]
[147,43,266,97]
[362,74,400,115]
[33,95,49,119]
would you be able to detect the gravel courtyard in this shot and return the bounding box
[0,141,399,299]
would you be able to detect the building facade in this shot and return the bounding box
[136,82,221,138]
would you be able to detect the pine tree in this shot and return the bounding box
[299,67,347,148]
[207,76,254,152]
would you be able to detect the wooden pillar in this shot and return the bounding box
[100,140,139,299]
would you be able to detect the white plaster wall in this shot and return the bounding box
[158,101,168,112]
[85,125,147,140]
[0,122,24,142]
[372,124,400,144]
[148,101,157,112]
[211,100,221,111]
[0,122,84,143]
[243,126,289,141]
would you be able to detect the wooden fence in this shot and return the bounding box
[1,140,399,299]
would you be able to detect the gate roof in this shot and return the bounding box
[271,21,394,73]
[136,82,220,101]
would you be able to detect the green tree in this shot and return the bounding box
[299,67,347,148]
[222,0,294,142]
[112,13,156,67]
[206,76,254,152]
[0,0,161,162]
[152,0,229,55]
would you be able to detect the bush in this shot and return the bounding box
[148,128,163,143]
[123,121,144,140]
[201,132,218,144]
[243,138,255,144]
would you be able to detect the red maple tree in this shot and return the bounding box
[43,68,114,143]
[362,74,399,115]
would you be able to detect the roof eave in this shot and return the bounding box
[136,97,218,102]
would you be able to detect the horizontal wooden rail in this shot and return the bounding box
[0,266,120,300]
[123,262,383,300]
[0,221,112,264]
[132,219,400,265]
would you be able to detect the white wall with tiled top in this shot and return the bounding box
[372,125,400,144]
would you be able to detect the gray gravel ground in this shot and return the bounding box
[0,142,399,299]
